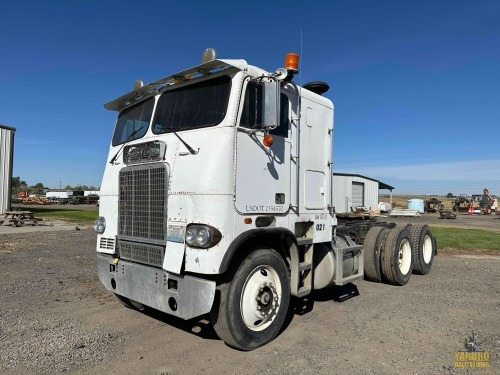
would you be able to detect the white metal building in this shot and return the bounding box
[332,173,394,214]
[0,124,15,214]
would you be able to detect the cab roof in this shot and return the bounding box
[104,59,248,111]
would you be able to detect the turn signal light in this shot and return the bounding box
[263,134,274,147]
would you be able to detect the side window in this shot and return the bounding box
[240,81,289,138]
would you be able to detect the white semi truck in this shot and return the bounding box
[95,48,436,350]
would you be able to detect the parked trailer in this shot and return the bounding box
[46,191,73,199]
[94,49,437,350]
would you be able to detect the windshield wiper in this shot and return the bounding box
[109,126,144,164]
[163,127,199,155]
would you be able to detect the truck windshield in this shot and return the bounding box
[112,98,154,146]
[152,75,231,134]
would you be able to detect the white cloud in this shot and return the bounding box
[337,159,500,181]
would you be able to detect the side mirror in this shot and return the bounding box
[262,79,280,129]
[240,78,280,132]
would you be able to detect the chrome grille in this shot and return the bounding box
[118,240,164,267]
[119,164,167,244]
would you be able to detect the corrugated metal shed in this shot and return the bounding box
[332,173,394,214]
[0,124,15,214]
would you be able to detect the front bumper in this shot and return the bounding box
[97,253,216,320]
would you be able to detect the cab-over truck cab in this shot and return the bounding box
[95,49,436,350]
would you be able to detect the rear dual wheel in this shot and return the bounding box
[363,226,389,283]
[409,224,436,275]
[381,225,413,286]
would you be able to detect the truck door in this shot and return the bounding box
[235,82,291,214]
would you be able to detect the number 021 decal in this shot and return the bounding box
[315,223,325,231]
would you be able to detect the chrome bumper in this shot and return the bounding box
[97,253,216,320]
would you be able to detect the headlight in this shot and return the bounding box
[196,228,211,247]
[93,216,106,234]
[185,227,197,245]
[185,224,221,248]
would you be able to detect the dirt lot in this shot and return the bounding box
[1,218,499,374]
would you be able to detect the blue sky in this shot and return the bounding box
[1,0,499,195]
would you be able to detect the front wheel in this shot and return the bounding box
[211,249,290,350]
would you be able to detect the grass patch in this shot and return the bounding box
[25,207,99,224]
[430,226,500,251]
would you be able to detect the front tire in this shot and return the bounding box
[211,249,290,350]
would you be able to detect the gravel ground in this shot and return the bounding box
[0,226,498,375]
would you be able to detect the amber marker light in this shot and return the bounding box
[285,52,299,73]
[263,134,274,147]
[244,218,253,224]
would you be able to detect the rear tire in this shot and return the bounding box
[210,249,290,350]
[363,226,389,283]
[381,225,413,286]
[410,224,435,275]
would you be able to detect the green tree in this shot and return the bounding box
[12,176,21,189]
[30,182,46,195]
[446,193,454,198]
[11,176,28,194]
